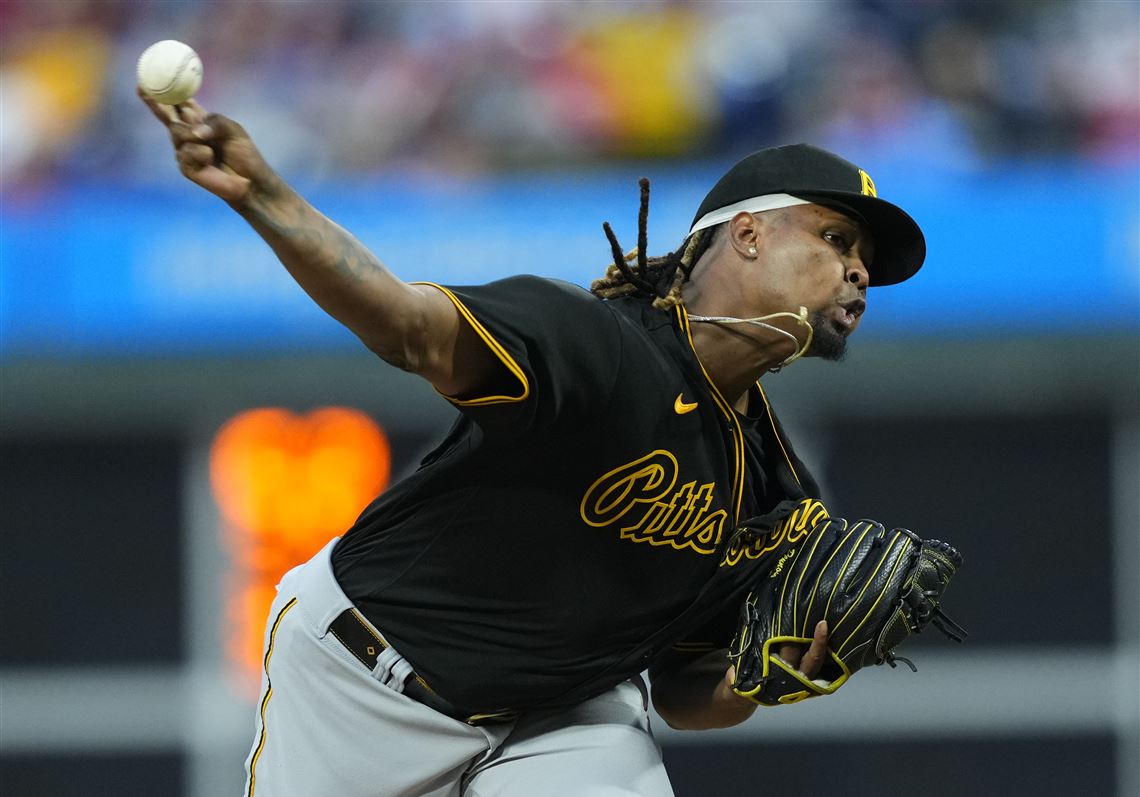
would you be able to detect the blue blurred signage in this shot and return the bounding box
[1,162,1135,359]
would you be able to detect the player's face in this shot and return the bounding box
[751,204,873,359]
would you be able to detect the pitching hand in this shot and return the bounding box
[138,89,269,203]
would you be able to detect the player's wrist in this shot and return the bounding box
[228,167,290,215]
[715,676,760,718]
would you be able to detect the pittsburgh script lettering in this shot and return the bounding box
[720,498,829,568]
[579,450,727,554]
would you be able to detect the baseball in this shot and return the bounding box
[137,40,202,105]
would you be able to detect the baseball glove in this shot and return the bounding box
[729,517,965,706]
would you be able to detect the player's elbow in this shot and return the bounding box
[650,678,756,731]
[652,695,752,731]
[653,701,704,731]
[650,689,694,731]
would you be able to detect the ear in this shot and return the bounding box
[727,212,761,260]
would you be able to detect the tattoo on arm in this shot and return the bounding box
[229,178,420,370]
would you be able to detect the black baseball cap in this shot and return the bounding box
[689,143,926,286]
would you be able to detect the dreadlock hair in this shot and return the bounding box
[590,177,716,311]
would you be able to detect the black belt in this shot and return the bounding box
[327,609,517,726]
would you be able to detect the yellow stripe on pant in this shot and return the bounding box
[247,597,298,797]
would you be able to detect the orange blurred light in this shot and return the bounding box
[209,407,391,694]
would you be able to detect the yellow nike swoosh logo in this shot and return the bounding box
[674,394,699,415]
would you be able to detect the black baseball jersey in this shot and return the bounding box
[331,275,820,714]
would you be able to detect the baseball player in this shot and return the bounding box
[141,91,925,796]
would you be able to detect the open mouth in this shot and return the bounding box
[835,298,866,331]
[832,308,857,332]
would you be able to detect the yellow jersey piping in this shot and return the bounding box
[675,305,745,524]
[754,382,802,487]
[413,282,530,406]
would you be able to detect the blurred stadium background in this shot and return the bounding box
[1,0,1137,795]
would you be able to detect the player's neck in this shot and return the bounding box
[687,321,789,406]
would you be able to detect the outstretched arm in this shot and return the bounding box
[139,92,496,397]
[651,621,829,730]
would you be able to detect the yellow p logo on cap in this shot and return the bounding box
[859,169,877,197]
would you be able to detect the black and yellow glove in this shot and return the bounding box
[729,517,965,706]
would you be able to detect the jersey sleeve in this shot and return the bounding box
[419,275,624,440]
[668,603,738,656]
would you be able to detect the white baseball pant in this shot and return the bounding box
[242,539,675,797]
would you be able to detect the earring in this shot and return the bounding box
[748,246,757,256]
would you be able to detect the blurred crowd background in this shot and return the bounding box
[2,0,1137,191]
[2,2,1138,796]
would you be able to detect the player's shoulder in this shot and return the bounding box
[473,274,620,323]
[521,277,674,338]
[488,274,599,303]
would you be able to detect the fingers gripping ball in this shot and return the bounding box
[729,517,966,706]
[137,40,202,105]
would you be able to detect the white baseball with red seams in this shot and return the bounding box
[137,40,202,105]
